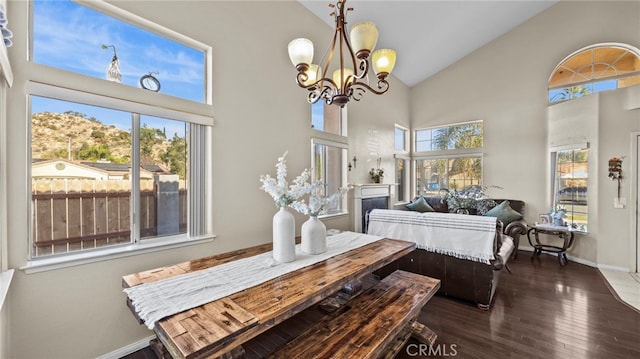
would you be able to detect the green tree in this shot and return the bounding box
[552,85,592,102]
[160,134,187,179]
[76,143,113,161]
[433,123,483,188]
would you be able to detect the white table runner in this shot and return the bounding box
[124,231,383,329]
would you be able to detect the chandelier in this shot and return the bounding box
[287,0,396,107]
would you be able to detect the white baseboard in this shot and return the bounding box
[518,245,597,267]
[597,263,631,272]
[96,335,155,359]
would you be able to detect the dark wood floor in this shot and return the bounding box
[123,251,640,359]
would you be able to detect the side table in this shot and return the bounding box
[527,224,576,266]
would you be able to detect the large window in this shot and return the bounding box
[548,44,640,104]
[414,122,483,196]
[28,1,213,261]
[311,139,348,216]
[553,147,588,232]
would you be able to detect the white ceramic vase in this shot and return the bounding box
[301,215,327,255]
[273,206,296,263]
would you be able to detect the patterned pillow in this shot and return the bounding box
[406,196,435,213]
[484,200,523,227]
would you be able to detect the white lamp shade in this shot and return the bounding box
[350,22,378,54]
[372,49,396,74]
[303,64,322,86]
[288,38,314,67]
[333,68,354,87]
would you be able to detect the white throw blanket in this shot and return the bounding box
[367,209,497,264]
[124,231,383,329]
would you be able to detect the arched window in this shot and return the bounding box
[548,43,640,103]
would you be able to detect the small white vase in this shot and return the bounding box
[273,206,296,263]
[301,215,327,255]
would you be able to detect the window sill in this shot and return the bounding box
[21,235,216,274]
[0,269,15,311]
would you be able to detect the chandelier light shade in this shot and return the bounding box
[288,38,314,68]
[372,48,397,75]
[287,0,396,107]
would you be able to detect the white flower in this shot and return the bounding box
[298,183,351,216]
[260,151,313,208]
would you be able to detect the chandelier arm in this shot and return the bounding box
[349,78,390,95]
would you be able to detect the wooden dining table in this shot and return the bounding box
[122,234,416,359]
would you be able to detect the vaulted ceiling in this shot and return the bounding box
[299,1,557,87]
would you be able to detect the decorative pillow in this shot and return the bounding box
[484,200,523,227]
[406,196,435,213]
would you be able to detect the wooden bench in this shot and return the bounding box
[270,270,440,359]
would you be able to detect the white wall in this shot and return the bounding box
[3,1,409,358]
[410,1,640,268]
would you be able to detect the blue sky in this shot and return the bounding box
[31,0,205,135]
[548,79,617,102]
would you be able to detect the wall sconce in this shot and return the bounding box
[347,156,357,171]
[608,156,623,198]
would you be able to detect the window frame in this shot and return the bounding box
[394,124,410,203]
[32,0,211,104]
[310,137,349,218]
[548,43,640,104]
[311,102,347,136]
[22,0,215,272]
[0,75,7,272]
[413,121,484,197]
[550,143,589,232]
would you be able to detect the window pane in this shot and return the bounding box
[396,158,406,202]
[313,143,345,215]
[415,157,482,196]
[33,0,206,103]
[415,123,482,152]
[31,96,132,257]
[139,116,188,239]
[311,102,341,135]
[554,149,588,231]
[415,128,432,152]
[394,127,406,151]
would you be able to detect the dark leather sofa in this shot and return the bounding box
[371,197,527,309]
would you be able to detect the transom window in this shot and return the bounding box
[311,102,345,136]
[32,0,207,103]
[548,43,640,103]
[414,122,483,196]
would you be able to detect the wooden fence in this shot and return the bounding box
[31,179,186,257]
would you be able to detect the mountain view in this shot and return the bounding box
[31,111,187,178]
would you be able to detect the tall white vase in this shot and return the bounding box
[273,206,296,263]
[301,215,327,255]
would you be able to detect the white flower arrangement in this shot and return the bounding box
[259,152,313,209]
[301,183,351,217]
[260,151,352,215]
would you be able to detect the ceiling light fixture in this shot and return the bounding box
[288,0,397,107]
